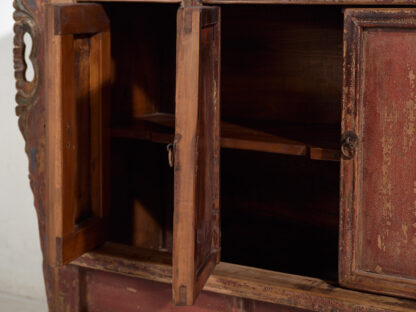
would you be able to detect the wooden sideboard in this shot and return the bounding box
[13,0,416,310]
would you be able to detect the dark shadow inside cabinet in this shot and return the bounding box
[219,5,343,281]
[105,3,177,251]
[221,150,340,281]
[106,4,343,282]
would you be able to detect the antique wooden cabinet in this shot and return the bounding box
[13,0,416,310]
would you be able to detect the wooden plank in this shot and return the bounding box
[173,6,221,305]
[111,113,174,143]
[221,121,307,156]
[309,147,340,162]
[73,36,92,224]
[89,31,111,219]
[60,34,76,237]
[54,4,110,35]
[111,113,340,161]
[340,8,416,300]
[47,4,65,267]
[72,243,416,312]
[173,7,201,303]
[57,218,105,264]
[73,243,172,284]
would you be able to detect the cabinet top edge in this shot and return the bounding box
[77,0,182,3]
[204,0,416,4]
[77,0,416,4]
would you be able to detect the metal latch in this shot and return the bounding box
[341,131,359,160]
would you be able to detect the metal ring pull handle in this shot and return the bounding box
[341,131,359,160]
[167,143,174,168]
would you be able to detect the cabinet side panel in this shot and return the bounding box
[13,0,54,308]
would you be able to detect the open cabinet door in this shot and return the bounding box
[47,4,110,266]
[173,6,221,306]
[340,8,416,299]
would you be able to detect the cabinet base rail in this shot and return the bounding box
[71,242,416,312]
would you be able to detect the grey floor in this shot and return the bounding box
[0,293,48,312]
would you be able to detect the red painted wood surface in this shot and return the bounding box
[87,270,234,312]
[359,29,416,280]
[255,301,308,312]
[85,269,308,312]
[340,8,416,300]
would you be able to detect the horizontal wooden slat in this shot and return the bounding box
[73,242,172,283]
[72,242,416,312]
[111,113,174,143]
[54,4,110,35]
[57,218,106,265]
[310,147,340,162]
[221,136,307,156]
[111,113,340,161]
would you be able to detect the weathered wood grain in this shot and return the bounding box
[47,3,110,266]
[73,243,416,312]
[340,8,416,300]
[17,1,416,311]
[173,6,221,305]
[13,0,56,310]
[83,268,312,311]
[53,4,110,35]
[111,113,341,161]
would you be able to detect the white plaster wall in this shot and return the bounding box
[0,0,47,305]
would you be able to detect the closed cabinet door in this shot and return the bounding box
[340,8,416,299]
[47,4,111,266]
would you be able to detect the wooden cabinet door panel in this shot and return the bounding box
[173,6,221,306]
[47,4,110,266]
[340,8,416,299]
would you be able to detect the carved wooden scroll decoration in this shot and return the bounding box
[14,0,40,139]
[13,0,46,255]
[13,2,54,308]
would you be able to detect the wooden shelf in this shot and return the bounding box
[111,113,340,161]
[112,113,174,143]
[72,242,416,312]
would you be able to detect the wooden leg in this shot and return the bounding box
[44,264,86,312]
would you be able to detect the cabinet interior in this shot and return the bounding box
[106,3,177,251]
[219,5,342,281]
[104,4,343,282]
